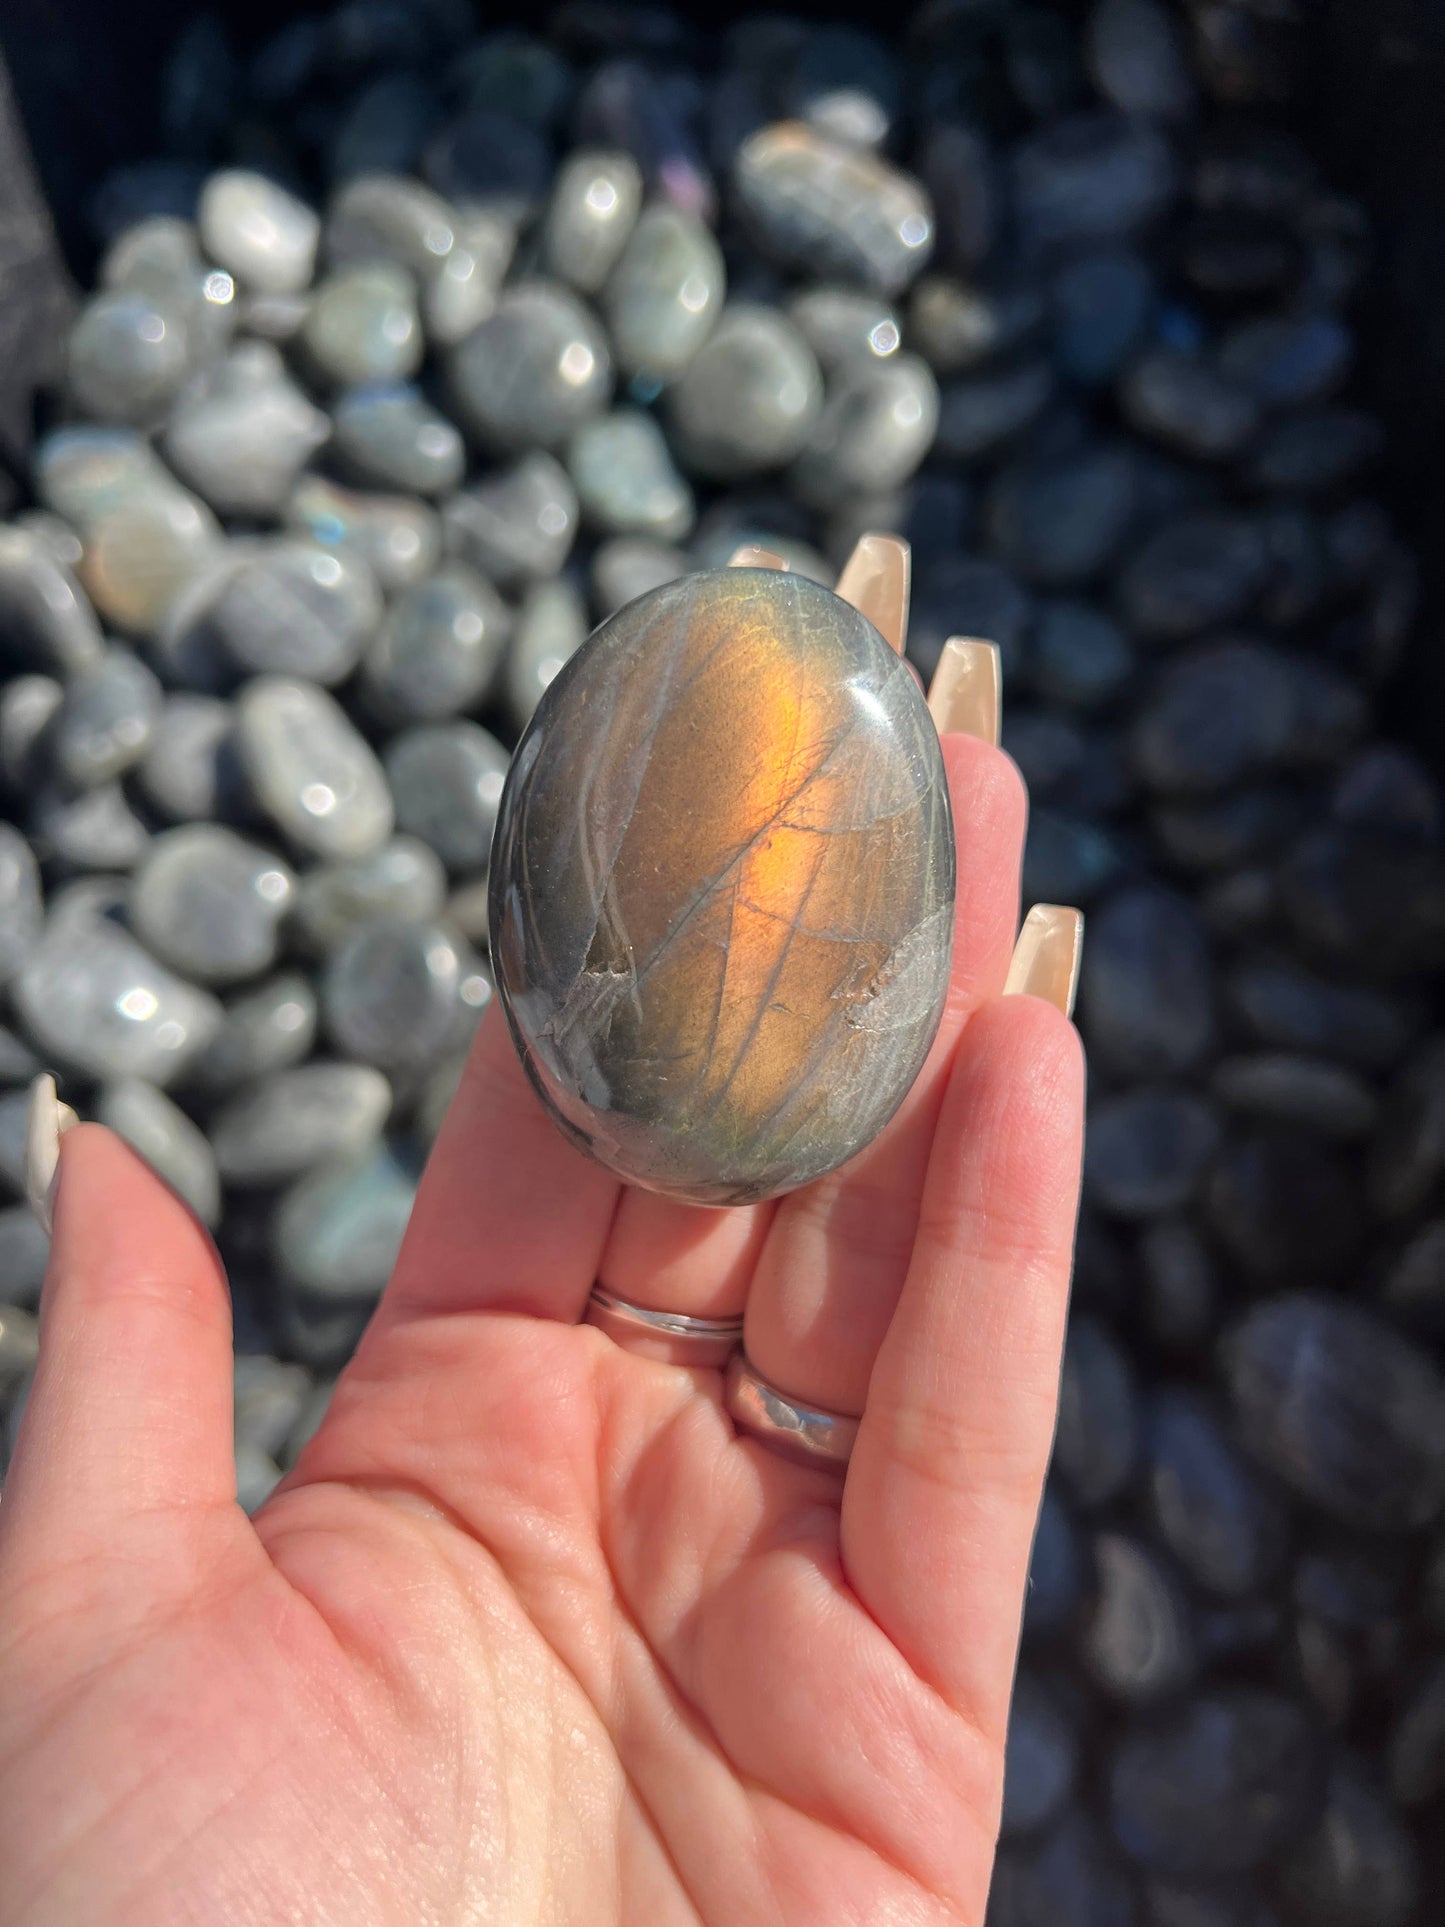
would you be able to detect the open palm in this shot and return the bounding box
[0,729,1083,1926]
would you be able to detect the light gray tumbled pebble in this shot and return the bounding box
[236,1441,283,1513]
[210,1062,393,1184]
[361,564,512,722]
[236,676,394,859]
[668,303,824,480]
[66,291,194,427]
[136,696,242,826]
[188,971,317,1095]
[34,424,170,529]
[541,147,643,294]
[421,208,515,347]
[790,351,940,508]
[13,890,223,1084]
[332,382,466,496]
[198,169,320,295]
[50,649,163,788]
[384,719,509,874]
[322,916,465,1073]
[287,475,440,593]
[590,538,689,619]
[95,1078,222,1225]
[274,1140,418,1302]
[0,676,63,791]
[567,409,695,541]
[130,824,295,985]
[301,262,423,385]
[602,203,725,381]
[448,281,612,454]
[325,173,458,276]
[290,836,448,955]
[206,541,382,686]
[77,484,222,637]
[786,284,901,372]
[162,343,330,518]
[0,825,43,985]
[440,452,578,590]
[0,525,105,675]
[31,782,151,873]
[505,578,588,731]
[101,214,237,362]
[734,121,934,295]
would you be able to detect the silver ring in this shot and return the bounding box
[724,1352,859,1471]
[585,1285,743,1367]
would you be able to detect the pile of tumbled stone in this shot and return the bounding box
[3,0,1445,1917]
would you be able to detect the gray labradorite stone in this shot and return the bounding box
[301,263,423,385]
[66,291,194,427]
[13,888,223,1084]
[787,285,902,373]
[590,538,689,620]
[541,148,644,294]
[361,565,512,723]
[79,485,222,637]
[667,303,824,480]
[136,697,241,824]
[236,676,394,859]
[734,122,934,296]
[162,343,331,518]
[322,916,464,1073]
[790,352,940,509]
[290,836,447,955]
[567,409,695,541]
[489,567,957,1204]
[421,208,516,348]
[505,579,589,731]
[206,541,382,686]
[325,173,457,276]
[0,824,42,983]
[332,382,466,496]
[189,970,317,1094]
[448,282,612,454]
[35,424,169,528]
[95,1079,221,1225]
[100,214,237,362]
[287,476,440,593]
[210,1062,393,1184]
[384,719,509,873]
[440,453,578,591]
[51,648,163,787]
[1,677,64,791]
[274,1140,418,1302]
[32,781,151,873]
[602,203,725,381]
[198,169,320,295]
[0,526,104,675]
[129,824,295,985]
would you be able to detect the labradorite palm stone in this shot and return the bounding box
[489,568,956,1204]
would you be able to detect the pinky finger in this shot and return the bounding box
[840,993,1085,1744]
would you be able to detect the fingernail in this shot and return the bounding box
[834,533,910,656]
[1004,906,1085,1018]
[727,544,788,570]
[927,637,1002,745]
[26,1073,78,1237]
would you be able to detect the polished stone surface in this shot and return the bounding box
[162,343,331,518]
[51,648,163,787]
[667,303,824,481]
[541,148,643,294]
[504,579,588,731]
[361,564,511,721]
[66,291,194,428]
[301,263,423,386]
[384,718,509,872]
[198,169,320,295]
[790,352,939,509]
[287,476,440,592]
[602,203,725,381]
[78,485,223,637]
[0,526,104,676]
[490,567,955,1203]
[235,675,394,859]
[203,541,382,687]
[440,453,578,590]
[290,836,447,955]
[331,382,466,497]
[210,1062,393,1184]
[448,281,612,454]
[567,408,695,541]
[734,122,934,295]
[129,824,295,984]
[189,970,317,1094]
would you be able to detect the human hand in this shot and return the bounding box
[0,636,1084,1926]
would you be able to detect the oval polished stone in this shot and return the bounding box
[235,676,394,859]
[188,970,317,1095]
[129,824,295,985]
[0,525,104,676]
[441,452,579,591]
[79,486,222,637]
[198,170,319,295]
[205,541,382,687]
[448,282,613,454]
[667,303,824,481]
[360,564,511,722]
[541,147,643,294]
[734,122,934,295]
[602,203,725,381]
[290,836,447,956]
[331,382,466,497]
[567,408,695,542]
[490,567,956,1204]
[287,476,441,593]
[384,719,509,873]
[66,291,193,428]
[162,343,331,519]
[300,262,423,386]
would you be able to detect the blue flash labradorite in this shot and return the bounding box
[489,567,957,1205]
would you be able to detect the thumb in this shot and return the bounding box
[1,1078,237,1562]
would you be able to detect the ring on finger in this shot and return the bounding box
[724,1352,859,1471]
[584,1285,744,1368]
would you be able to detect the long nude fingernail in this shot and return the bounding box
[26,1073,78,1237]
[834,533,910,655]
[1004,906,1085,1018]
[927,637,1002,745]
[727,544,789,570]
